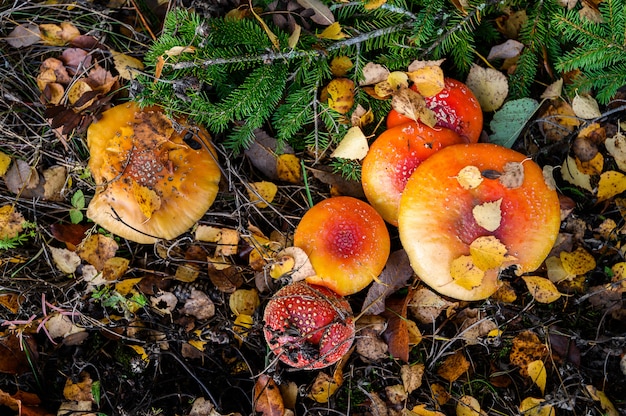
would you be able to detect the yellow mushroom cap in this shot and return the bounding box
[86,102,221,244]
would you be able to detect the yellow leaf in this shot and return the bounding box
[330,56,353,76]
[409,404,447,416]
[519,397,555,416]
[407,66,445,97]
[576,152,603,175]
[308,372,341,403]
[605,131,626,171]
[249,5,280,49]
[39,22,80,46]
[269,254,296,278]
[132,183,161,219]
[585,385,619,416]
[362,0,387,10]
[472,199,503,232]
[450,255,485,289]
[188,338,207,352]
[233,313,254,343]
[129,345,150,363]
[114,277,143,296]
[317,22,349,40]
[67,79,94,111]
[598,170,626,201]
[560,247,596,276]
[331,126,369,160]
[456,395,481,416]
[610,262,626,290]
[470,236,508,271]
[545,255,575,283]
[215,228,240,257]
[522,276,562,304]
[111,50,145,80]
[276,153,302,183]
[387,71,409,90]
[288,23,301,49]
[326,78,355,114]
[229,289,260,316]
[561,155,593,192]
[457,165,483,189]
[527,360,547,395]
[247,181,278,208]
[164,45,196,56]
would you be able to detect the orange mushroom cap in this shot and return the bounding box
[294,196,390,296]
[362,122,464,226]
[387,78,483,144]
[398,143,560,301]
[86,102,221,244]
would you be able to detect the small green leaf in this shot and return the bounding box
[92,380,101,406]
[489,98,540,148]
[71,190,85,210]
[69,209,83,224]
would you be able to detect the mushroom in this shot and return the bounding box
[361,122,464,225]
[263,281,355,369]
[398,143,560,301]
[86,102,221,244]
[293,196,390,296]
[387,78,483,143]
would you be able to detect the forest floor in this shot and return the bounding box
[0,1,625,416]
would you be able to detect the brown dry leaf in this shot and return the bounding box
[527,360,547,395]
[151,291,178,315]
[49,246,81,274]
[510,331,548,377]
[382,295,410,362]
[0,205,25,240]
[5,159,39,195]
[360,62,389,85]
[391,87,437,127]
[540,79,564,100]
[605,131,626,171]
[457,165,483,189]
[465,65,508,112]
[539,100,580,142]
[487,39,524,61]
[102,257,130,281]
[111,50,145,80]
[254,374,284,416]
[63,372,94,402]
[76,233,118,271]
[407,65,445,97]
[297,0,335,25]
[331,126,369,160]
[0,334,37,375]
[45,313,85,341]
[362,249,413,315]
[572,93,601,119]
[455,308,498,345]
[450,255,485,290]
[350,104,374,127]
[229,288,260,316]
[248,181,278,208]
[308,371,343,403]
[401,363,425,394]
[42,165,67,201]
[356,328,388,361]
[519,397,555,416]
[437,350,470,382]
[181,289,215,320]
[208,264,243,293]
[500,161,525,189]
[472,200,503,233]
[408,288,457,324]
[585,385,619,416]
[6,23,41,48]
[522,276,562,304]
[598,170,626,201]
[560,247,596,276]
[430,383,451,406]
[457,395,483,416]
[276,154,302,183]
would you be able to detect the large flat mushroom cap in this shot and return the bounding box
[398,143,561,301]
[86,102,221,244]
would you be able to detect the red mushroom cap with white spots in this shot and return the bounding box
[293,196,390,296]
[86,102,221,244]
[263,281,355,369]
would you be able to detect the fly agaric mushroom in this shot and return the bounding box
[263,281,355,369]
[293,196,390,296]
[86,102,221,244]
[361,122,464,225]
[398,143,560,301]
[387,78,483,143]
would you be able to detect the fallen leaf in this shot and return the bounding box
[391,87,437,127]
[457,165,483,189]
[585,385,619,416]
[539,100,580,142]
[407,65,445,97]
[233,314,254,343]
[276,154,302,183]
[254,374,284,416]
[111,50,145,80]
[407,288,457,324]
[527,360,547,395]
[76,233,118,271]
[330,56,353,76]
[456,395,482,416]
[465,65,508,112]
[450,255,485,289]
[297,0,335,25]
[522,276,562,304]
[401,363,425,393]
[597,170,626,201]
[0,205,25,240]
[572,93,601,119]
[164,45,196,56]
[39,22,80,46]
[317,22,349,40]
[499,162,525,189]
[605,131,626,171]
[45,313,85,341]
[510,331,548,377]
[472,200,503,232]
[540,79,564,100]
[331,126,369,160]
[362,249,413,315]
[561,155,594,193]
[487,39,524,61]
[326,78,355,114]
[49,246,81,274]
[356,328,389,361]
[360,62,389,85]
[560,247,596,276]
[248,181,278,208]
[437,350,470,382]
[133,182,161,219]
[519,397,555,416]
[545,256,576,283]
[308,371,341,403]
[228,288,260,316]
[410,404,447,416]
[181,289,215,320]
[363,0,388,10]
[470,236,509,271]
[489,98,539,148]
[0,334,37,375]
[5,23,41,48]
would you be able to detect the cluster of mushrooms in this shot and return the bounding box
[85,79,561,370]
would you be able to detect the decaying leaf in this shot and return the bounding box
[510,331,548,377]
[540,78,563,100]
[229,288,260,316]
[360,62,390,85]
[465,65,508,112]
[605,131,626,171]
[519,397,555,416]
[330,56,353,77]
[487,39,524,61]
[391,87,437,127]
[585,385,619,416]
[597,170,626,201]
[561,155,594,192]
[408,288,457,324]
[326,78,355,114]
[276,154,302,183]
[49,246,81,275]
[269,246,316,282]
[362,249,413,315]
[456,395,483,416]
[63,371,94,402]
[76,233,118,271]
[6,23,41,48]
[308,372,340,403]
[560,247,596,276]
[572,93,601,119]
[401,363,425,394]
[500,162,525,188]
[296,0,335,25]
[437,350,470,382]
[248,181,278,208]
[472,200,503,232]
[356,328,388,361]
[254,374,284,416]
[522,276,562,304]
[527,360,547,395]
[180,289,215,320]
